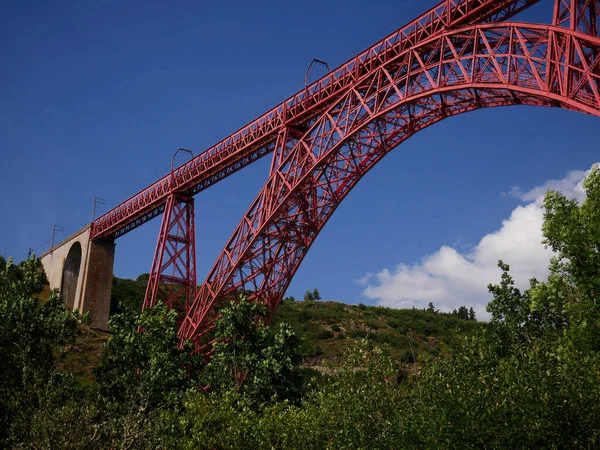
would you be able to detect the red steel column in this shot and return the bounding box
[179,24,600,352]
[143,193,197,316]
[553,0,599,34]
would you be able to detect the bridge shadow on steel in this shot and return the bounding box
[81,0,600,354]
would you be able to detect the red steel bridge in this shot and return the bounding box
[87,0,600,353]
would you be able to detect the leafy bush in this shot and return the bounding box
[95,303,200,410]
[297,310,312,323]
[313,329,335,340]
[0,255,79,446]
[201,298,303,406]
[4,167,600,449]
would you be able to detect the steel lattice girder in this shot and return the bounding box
[178,23,600,350]
[553,0,599,35]
[143,194,197,315]
[91,0,543,241]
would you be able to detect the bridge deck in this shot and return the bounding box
[91,0,539,240]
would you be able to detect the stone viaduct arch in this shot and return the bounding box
[61,241,82,310]
[40,225,115,329]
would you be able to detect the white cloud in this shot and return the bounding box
[503,168,590,203]
[359,164,598,320]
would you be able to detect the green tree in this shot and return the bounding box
[486,166,600,353]
[312,288,321,301]
[201,298,302,405]
[0,255,79,446]
[457,305,469,320]
[95,303,200,410]
[304,290,314,301]
[486,261,539,354]
[539,166,600,350]
[426,302,436,313]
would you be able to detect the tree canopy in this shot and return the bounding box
[1,167,599,448]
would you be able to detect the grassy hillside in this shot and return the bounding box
[59,276,482,379]
[273,299,482,364]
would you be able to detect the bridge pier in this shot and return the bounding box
[40,224,115,329]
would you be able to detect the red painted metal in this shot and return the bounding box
[143,193,197,315]
[91,0,542,241]
[179,21,600,352]
[76,0,600,354]
[553,0,599,35]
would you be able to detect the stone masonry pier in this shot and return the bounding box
[40,225,115,329]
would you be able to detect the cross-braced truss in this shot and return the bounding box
[178,20,600,351]
[91,0,544,241]
[80,0,600,354]
[553,0,599,34]
[143,194,197,315]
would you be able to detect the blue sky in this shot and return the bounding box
[2,0,598,317]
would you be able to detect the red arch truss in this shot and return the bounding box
[179,23,600,351]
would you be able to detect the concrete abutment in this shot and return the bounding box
[40,225,115,329]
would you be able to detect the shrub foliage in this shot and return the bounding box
[1,168,599,448]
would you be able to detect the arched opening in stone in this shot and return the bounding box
[61,242,82,310]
